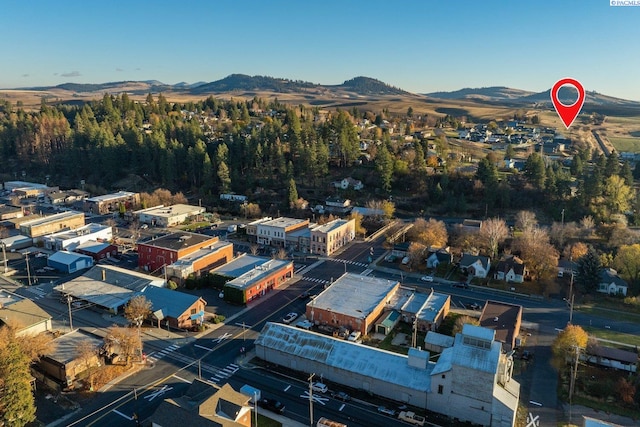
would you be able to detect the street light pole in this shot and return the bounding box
[1,243,7,274]
[25,253,32,286]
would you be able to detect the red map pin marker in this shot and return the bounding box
[550,78,585,129]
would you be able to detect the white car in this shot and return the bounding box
[420,276,434,282]
[282,312,298,324]
[311,382,328,393]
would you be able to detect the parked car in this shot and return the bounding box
[282,312,298,324]
[299,291,310,299]
[258,398,285,414]
[420,275,434,282]
[311,382,329,394]
[347,331,361,342]
[377,406,396,417]
[469,302,481,310]
[452,283,469,289]
[330,391,351,401]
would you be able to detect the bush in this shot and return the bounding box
[210,314,226,324]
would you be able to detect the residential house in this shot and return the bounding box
[598,268,628,296]
[324,197,352,215]
[148,380,252,427]
[142,286,207,330]
[459,253,491,279]
[493,256,527,283]
[333,177,364,191]
[426,247,452,269]
[390,241,411,259]
[557,259,577,278]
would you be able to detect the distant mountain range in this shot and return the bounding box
[10,75,640,107]
[425,86,640,107]
[21,74,409,97]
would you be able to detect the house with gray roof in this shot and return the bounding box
[459,253,491,278]
[147,380,252,427]
[598,268,628,296]
[0,291,52,336]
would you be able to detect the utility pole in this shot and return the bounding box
[412,318,417,348]
[254,391,258,427]
[25,253,32,286]
[569,346,580,401]
[1,243,7,274]
[308,373,315,427]
[67,294,74,331]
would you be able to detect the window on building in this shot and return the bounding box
[438,385,443,394]
[441,374,446,379]
[191,308,196,315]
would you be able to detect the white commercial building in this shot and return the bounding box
[135,204,206,228]
[43,223,113,251]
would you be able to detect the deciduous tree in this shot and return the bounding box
[551,324,588,362]
[613,244,640,285]
[478,217,509,259]
[515,210,537,233]
[409,218,448,248]
[349,211,367,238]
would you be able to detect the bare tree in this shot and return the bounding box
[478,218,509,259]
[124,296,152,359]
[250,244,259,255]
[515,210,537,232]
[75,340,99,391]
[274,248,287,260]
[513,227,559,281]
[104,326,138,365]
[407,242,427,270]
[580,215,595,238]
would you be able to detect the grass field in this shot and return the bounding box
[608,136,640,153]
[583,325,640,348]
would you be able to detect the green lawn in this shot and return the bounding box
[608,136,640,153]
[583,325,640,348]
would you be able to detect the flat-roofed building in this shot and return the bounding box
[213,254,293,304]
[0,204,23,220]
[19,211,85,238]
[479,301,523,352]
[310,218,355,256]
[254,217,309,248]
[83,191,139,214]
[137,232,225,273]
[47,250,94,273]
[164,239,234,281]
[306,273,401,335]
[44,223,113,251]
[135,204,206,228]
[38,329,104,388]
[255,322,519,427]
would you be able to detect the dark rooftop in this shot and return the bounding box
[138,232,216,251]
[479,300,523,351]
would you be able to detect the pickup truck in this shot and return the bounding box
[398,411,425,426]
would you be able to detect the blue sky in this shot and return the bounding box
[2,0,639,100]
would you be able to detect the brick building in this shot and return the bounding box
[83,191,140,215]
[137,232,232,274]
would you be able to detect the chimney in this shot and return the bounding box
[102,269,106,281]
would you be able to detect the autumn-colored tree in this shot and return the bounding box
[563,242,589,262]
[478,218,509,259]
[240,203,261,219]
[406,242,427,270]
[613,244,640,285]
[617,377,636,405]
[551,324,588,361]
[349,211,367,238]
[409,218,448,248]
[513,227,559,281]
[381,200,395,220]
[124,296,152,358]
